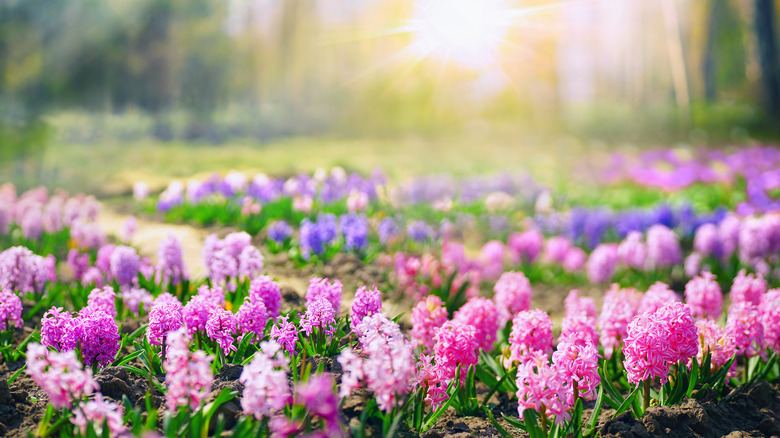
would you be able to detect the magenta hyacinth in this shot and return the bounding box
[695,319,736,376]
[654,301,699,364]
[516,350,571,424]
[164,329,214,411]
[109,245,140,287]
[552,340,600,404]
[147,299,185,347]
[0,288,22,332]
[236,298,269,342]
[305,277,343,314]
[509,309,554,364]
[646,224,682,269]
[301,296,337,338]
[564,289,597,321]
[507,229,543,264]
[637,282,680,315]
[157,233,188,286]
[598,285,639,359]
[41,307,78,351]
[412,353,448,408]
[493,271,532,326]
[410,295,449,351]
[350,285,383,331]
[433,320,479,382]
[122,287,153,316]
[453,297,500,352]
[730,269,766,306]
[240,341,292,419]
[684,272,722,320]
[725,302,765,359]
[295,375,341,434]
[270,315,298,355]
[183,295,218,336]
[26,343,98,409]
[206,308,239,355]
[623,312,673,385]
[77,305,121,368]
[761,289,780,351]
[87,286,117,318]
[248,275,282,320]
[544,237,571,264]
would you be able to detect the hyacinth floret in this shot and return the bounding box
[164,329,214,411]
[725,302,765,359]
[509,309,554,364]
[761,289,780,351]
[493,271,532,326]
[183,295,218,336]
[71,394,126,438]
[516,350,571,424]
[206,308,239,355]
[412,353,449,408]
[248,275,282,319]
[240,341,292,419]
[637,282,680,316]
[654,301,699,364]
[563,289,597,321]
[349,285,383,331]
[695,319,736,376]
[77,305,121,368]
[453,297,500,352]
[236,298,269,342]
[622,312,673,385]
[598,284,639,359]
[730,269,766,306]
[305,277,343,314]
[41,306,78,351]
[301,296,337,339]
[0,288,23,332]
[433,320,479,382]
[87,286,117,318]
[109,245,140,287]
[147,299,185,346]
[270,315,298,355]
[122,287,153,316]
[684,272,722,320]
[26,343,98,409]
[157,233,188,286]
[552,340,600,405]
[410,295,449,351]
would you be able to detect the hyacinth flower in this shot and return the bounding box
[637,282,680,315]
[157,233,188,287]
[761,289,780,351]
[508,309,554,365]
[300,296,338,354]
[684,272,722,320]
[77,305,121,369]
[271,315,299,356]
[694,319,737,377]
[41,307,78,352]
[164,329,214,412]
[291,374,342,437]
[147,298,185,365]
[247,275,282,320]
[433,320,479,383]
[235,297,269,343]
[206,308,239,357]
[725,302,765,379]
[349,285,383,332]
[493,271,532,327]
[26,343,99,409]
[305,277,343,314]
[598,284,639,359]
[71,393,126,437]
[516,350,571,433]
[552,340,600,405]
[410,295,449,352]
[730,269,766,306]
[240,340,292,420]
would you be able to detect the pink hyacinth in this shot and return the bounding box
[725,302,765,359]
[563,247,587,272]
[26,343,98,409]
[637,282,680,315]
[248,275,282,320]
[305,277,343,314]
[453,297,500,352]
[270,315,298,355]
[654,301,699,364]
[412,354,449,408]
[240,341,292,419]
[71,394,126,437]
[76,305,120,368]
[41,307,78,351]
[206,308,238,355]
[196,284,225,306]
[623,312,673,385]
[559,314,599,348]
[295,374,341,434]
[694,319,736,376]
[730,269,766,306]
[236,298,269,342]
[646,224,682,269]
[0,288,22,332]
[301,296,337,338]
[617,231,647,270]
[684,272,722,320]
[122,287,153,316]
[237,246,264,280]
[147,299,184,347]
[552,340,600,404]
[164,329,214,411]
[760,289,780,351]
[598,285,639,359]
[338,348,364,399]
[410,295,449,351]
[87,286,117,318]
[507,229,543,265]
[516,350,571,424]
[587,244,619,284]
[493,271,532,326]
[350,285,383,331]
[509,309,554,364]
[563,289,597,321]
[81,267,103,288]
[433,320,479,382]
[183,295,218,336]
[544,236,571,264]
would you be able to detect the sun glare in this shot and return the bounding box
[408,0,514,69]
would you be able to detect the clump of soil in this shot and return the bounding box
[600,382,780,438]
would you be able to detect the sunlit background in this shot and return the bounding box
[2,0,779,193]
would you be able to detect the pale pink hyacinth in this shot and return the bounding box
[240,341,292,419]
[646,224,682,269]
[730,269,766,306]
[81,267,103,288]
[0,288,22,332]
[410,295,449,351]
[206,308,238,355]
[433,320,479,382]
[347,190,369,212]
[294,374,341,435]
[695,319,736,376]
[87,286,117,318]
[552,340,600,404]
[587,243,619,284]
[493,271,532,326]
[637,282,680,315]
[684,272,722,320]
[305,277,343,314]
[122,287,153,316]
[684,252,703,278]
[623,312,673,385]
[598,285,639,359]
[559,314,599,348]
[119,216,136,244]
[544,237,571,264]
[26,343,98,409]
[516,350,571,424]
[617,231,647,270]
[453,297,500,352]
[164,329,213,411]
[412,353,448,408]
[349,285,383,332]
[270,315,298,355]
[71,394,126,437]
[338,348,364,399]
[509,309,554,364]
[725,302,765,359]
[654,301,699,364]
[507,229,543,265]
[760,289,780,351]
[563,247,587,272]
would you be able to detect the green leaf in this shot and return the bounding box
[480,366,517,411]
[687,358,699,397]
[483,406,516,438]
[522,409,544,438]
[612,384,641,419]
[584,385,605,437]
[500,413,527,431]
[201,388,237,438]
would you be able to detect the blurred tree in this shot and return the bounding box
[754,0,780,118]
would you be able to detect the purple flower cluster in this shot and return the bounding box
[0,246,55,294]
[350,285,382,331]
[157,233,188,286]
[340,213,369,251]
[299,214,339,259]
[248,275,282,319]
[0,288,22,332]
[305,277,343,314]
[267,220,293,243]
[203,232,262,287]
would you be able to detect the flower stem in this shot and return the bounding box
[643,379,651,411]
[540,404,549,434]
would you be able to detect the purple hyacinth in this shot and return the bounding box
[267,221,292,243]
[109,245,140,287]
[693,223,723,259]
[646,225,682,269]
[236,299,269,342]
[406,220,433,243]
[77,306,120,368]
[0,288,23,332]
[67,249,90,280]
[41,307,78,351]
[183,295,218,336]
[270,315,298,355]
[206,308,238,355]
[587,244,618,284]
[301,296,337,338]
[87,286,117,318]
[248,275,282,319]
[147,299,184,347]
[157,234,188,286]
[340,213,369,251]
[378,217,400,244]
[306,277,343,314]
[238,246,264,280]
